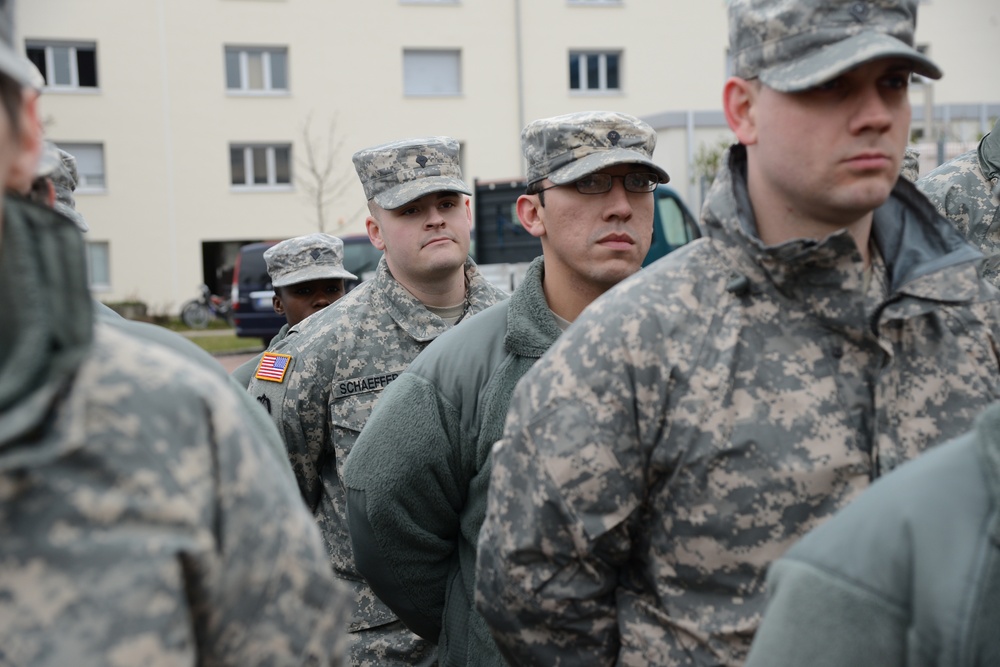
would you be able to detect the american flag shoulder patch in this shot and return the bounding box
[255,352,292,383]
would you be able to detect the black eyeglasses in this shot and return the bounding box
[529,171,660,196]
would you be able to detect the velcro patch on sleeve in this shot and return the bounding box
[255,352,292,383]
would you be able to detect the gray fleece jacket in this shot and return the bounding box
[343,256,559,667]
[745,402,1000,667]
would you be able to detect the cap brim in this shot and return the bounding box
[0,46,36,89]
[373,175,472,210]
[760,31,942,93]
[272,265,358,288]
[546,149,670,186]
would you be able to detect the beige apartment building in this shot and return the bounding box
[15,0,1000,311]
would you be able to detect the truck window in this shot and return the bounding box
[657,195,694,248]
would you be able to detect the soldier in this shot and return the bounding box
[342,111,666,666]
[0,2,349,663]
[247,136,507,665]
[25,140,297,476]
[232,233,357,387]
[475,0,1000,664]
[917,117,1000,286]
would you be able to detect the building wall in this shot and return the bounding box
[16,0,1000,310]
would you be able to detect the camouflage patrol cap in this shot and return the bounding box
[522,111,668,188]
[34,141,89,232]
[264,233,358,289]
[0,0,33,88]
[353,136,471,210]
[729,0,942,93]
[900,146,919,182]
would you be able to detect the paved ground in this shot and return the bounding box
[215,351,260,373]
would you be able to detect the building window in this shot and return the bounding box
[403,49,461,96]
[224,46,288,93]
[86,241,110,291]
[569,51,621,92]
[230,144,292,189]
[56,142,106,191]
[26,41,98,90]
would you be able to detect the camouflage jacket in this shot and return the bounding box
[246,257,506,638]
[917,122,1000,286]
[344,256,556,667]
[92,303,295,478]
[745,403,1000,667]
[475,145,1000,666]
[232,321,292,388]
[0,197,348,666]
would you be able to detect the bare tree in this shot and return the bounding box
[296,113,356,233]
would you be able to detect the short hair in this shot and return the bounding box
[524,185,546,208]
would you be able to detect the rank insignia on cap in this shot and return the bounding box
[255,352,292,383]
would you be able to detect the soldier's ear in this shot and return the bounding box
[724,76,759,146]
[516,193,545,239]
[366,215,387,251]
[272,294,285,315]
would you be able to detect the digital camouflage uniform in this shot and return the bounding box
[917,118,1000,287]
[232,321,291,387]
[475,144,1000,666]
[745,403,1000,667]
[233,233,356,388]
[0,196,349,666]
[247,136,507,666]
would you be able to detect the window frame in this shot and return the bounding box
[224,46,289,95]
[569,50,623,94]
[229,143,294,191]
[25,40,99,92]
[402,48,463,97]
[86,241,111,292]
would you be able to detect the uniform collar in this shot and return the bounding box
[369,255,502,342]
[702,144,983,303]
[0,196,93,447]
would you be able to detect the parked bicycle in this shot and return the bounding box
[180,284,232,329]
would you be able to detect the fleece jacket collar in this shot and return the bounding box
[703,144,983,302]
[504,256,562,359]
[0,196,92,450]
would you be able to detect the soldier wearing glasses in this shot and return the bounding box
[342,111,664,667]
[474,0,1000,664]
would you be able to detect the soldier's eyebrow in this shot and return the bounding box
[881,61,914,76]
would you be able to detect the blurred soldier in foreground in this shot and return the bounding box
[232,233,356,387]
[918,117,1000,286]
[475,0,1000,664]
[27,141,296,476]
[0,2,349,663]
[343,111,666,666]
[247,136,506,664]
[746,400,1000,666]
